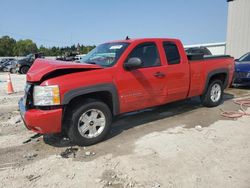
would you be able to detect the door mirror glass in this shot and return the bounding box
[124,57,142,70]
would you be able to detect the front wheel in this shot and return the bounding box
[201,80,223,107]
[20,66,29,74]
[67,99,112,146]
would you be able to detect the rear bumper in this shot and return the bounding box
[19,98,63,134]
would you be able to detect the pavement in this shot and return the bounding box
[0,72,250,188]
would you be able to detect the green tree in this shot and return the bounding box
[0,36,16,56]
[0,35,96,57]
[13,39,38,56]
[39,45,51,56]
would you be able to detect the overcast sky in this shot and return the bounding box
[0,0,228,47]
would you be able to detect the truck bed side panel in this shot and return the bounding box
[188,57,234,98]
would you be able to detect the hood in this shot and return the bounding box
[235,61,250,72]
[26,58,103,82]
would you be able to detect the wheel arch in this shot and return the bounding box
[203,68,229,94]
[62,83,120,116]
[19,65,30,74]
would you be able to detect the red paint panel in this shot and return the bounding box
[24,108,62,134]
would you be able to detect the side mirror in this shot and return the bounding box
[124,57,142,70]
[235,59,239,62]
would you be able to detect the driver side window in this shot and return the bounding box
[127,42,161,68]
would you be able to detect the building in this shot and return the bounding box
[226,0,250,58]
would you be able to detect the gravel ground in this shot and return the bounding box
[0,72,250,188]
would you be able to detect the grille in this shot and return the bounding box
[23,83,33,109]
[234,72,249,78]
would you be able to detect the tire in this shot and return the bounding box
[67,99,112,146]
[10,68,16,74]
[201,79,224,107]
[20,66,29,74]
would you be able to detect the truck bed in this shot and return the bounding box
[187,55,234,98]
[187,54,232,61]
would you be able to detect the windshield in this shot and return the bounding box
[238,52,250,62]
[80,42,129,67]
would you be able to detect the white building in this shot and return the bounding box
[226,0,250,58]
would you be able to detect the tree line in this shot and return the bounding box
[0,35,95,57]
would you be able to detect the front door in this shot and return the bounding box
[116,42,167,113]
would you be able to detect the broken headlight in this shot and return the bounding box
[33,85,60,106]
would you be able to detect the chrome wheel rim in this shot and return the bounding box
[78,109,106,139]
[210,83,221,102]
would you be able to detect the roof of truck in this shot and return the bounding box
[107,38,180,43]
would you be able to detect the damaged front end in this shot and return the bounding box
[19,58,103,134]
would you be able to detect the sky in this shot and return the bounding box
[0,0,228,47]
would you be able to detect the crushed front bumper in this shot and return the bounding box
[19,98,63,134]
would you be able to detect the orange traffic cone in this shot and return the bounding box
[7,73,14,94]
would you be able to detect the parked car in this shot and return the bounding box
[56,52,78,62]
[74,54,86,62]
[17,53,44,74]
[0,59,17,73]
[0,61,9,71]
[0,58,15,65]
[19,38,234,146]
[233,52,250,86]
[4,60,18,73]
[185,47,212,56]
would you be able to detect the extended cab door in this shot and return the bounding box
[116,42,168,113]
[162,41,190,102]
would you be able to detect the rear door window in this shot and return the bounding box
[163,42,181,65]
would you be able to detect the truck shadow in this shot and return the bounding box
[107,92,234,140]
[44,92,234,147]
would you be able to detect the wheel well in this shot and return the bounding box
[62,91,114,133]
[209,73,227,86]
[21,65,29,69]
[67,91,113,112]
[19,65,29,72]
[203,72,228,95]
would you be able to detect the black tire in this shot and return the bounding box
[201,79,224,107]
[20,66,29,74]
[67,99,112,146]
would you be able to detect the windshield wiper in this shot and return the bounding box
[84,61,97,64]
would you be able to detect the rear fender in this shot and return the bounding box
[203,68,229,94]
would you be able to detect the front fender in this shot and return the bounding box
[62,83,120,115]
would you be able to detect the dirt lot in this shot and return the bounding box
[0,72,250,188]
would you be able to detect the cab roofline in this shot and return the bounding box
[105,38,180,44]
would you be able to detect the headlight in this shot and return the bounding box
[33,85,60,106]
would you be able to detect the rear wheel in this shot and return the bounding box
[10,68,16,74]
[20,66,29,74]
[201,79,223,107]
[67,99,112,146]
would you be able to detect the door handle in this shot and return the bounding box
[154,72,165,78]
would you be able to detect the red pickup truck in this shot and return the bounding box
[19,38,234,145]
